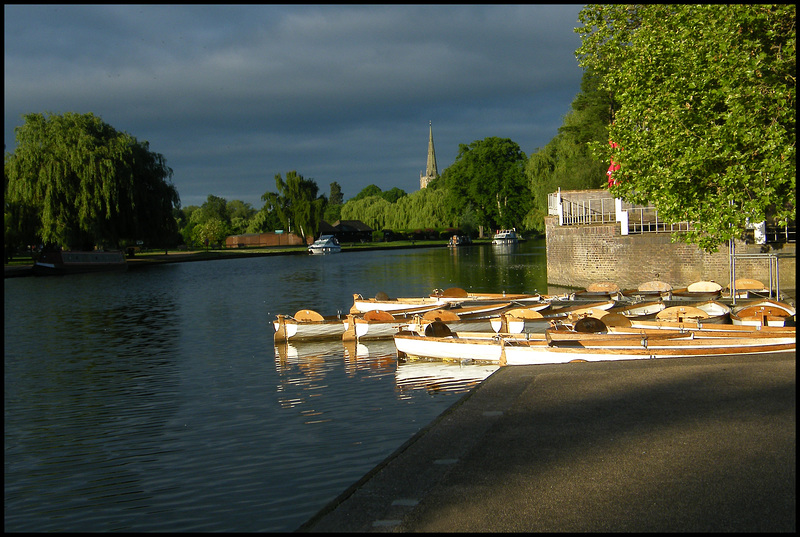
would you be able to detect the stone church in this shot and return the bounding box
[419,121,439,189]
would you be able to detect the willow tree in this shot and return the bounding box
[4,112,180,250]
[575,4,796,252]
[262,171,325,242]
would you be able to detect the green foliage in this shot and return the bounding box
[350,184,383,202]
[4,112,180,250]
[576,4,796,252]
[226,199,256,235]
[525,69,613,233]
[261,171,325,242]
[328,182,344,205]
[439,137,530,231]
[340,195,393,230]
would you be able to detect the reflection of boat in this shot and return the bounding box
[395,360,499,394]
[307,235,341,254]
[730,299,796,327]
[491,228,519,245]
[273,339,344,365]
[273,310,346,342]
[393,322,796,366]
[342,339,398,375]
[33,249,127,275]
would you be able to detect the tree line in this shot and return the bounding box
[5,5,794,258]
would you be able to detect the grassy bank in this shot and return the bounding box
[4,238,495,269]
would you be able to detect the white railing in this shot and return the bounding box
[550,188,695,235]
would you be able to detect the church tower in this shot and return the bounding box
[419,121,439,189]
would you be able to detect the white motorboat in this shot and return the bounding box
[491,228,519,245]
[308,235,341,254]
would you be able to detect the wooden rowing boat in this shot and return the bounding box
[347,302,519,342]
[670,281,723,301]
[730,299,796,327]
[393,322,795,367]
[273,310,347,343]
[429,287,543,304]
[350,293,449,314]
[607,300,665,320]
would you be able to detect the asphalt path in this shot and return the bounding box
[299,351,796,532]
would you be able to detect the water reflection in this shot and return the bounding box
[396,360,499,396]
[5,241,549,532]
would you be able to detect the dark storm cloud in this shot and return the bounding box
[5,5,585,208]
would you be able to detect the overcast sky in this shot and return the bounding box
[5,4,585,209]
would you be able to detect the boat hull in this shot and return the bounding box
[393,330,795,366]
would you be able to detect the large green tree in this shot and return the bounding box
[262,171,325,242]
[576,4,796,252]
[4,112,180,250]
[437,137,530,234]
[525,69,614,233]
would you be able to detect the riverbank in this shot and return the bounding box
[3,240,468,278]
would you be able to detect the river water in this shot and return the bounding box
[4,240,548,532]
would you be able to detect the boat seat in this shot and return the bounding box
[425,321,455,338]
[294,309,325,322]
[423,309,460,321]
[363,310,395,321]
[574,317,608,333]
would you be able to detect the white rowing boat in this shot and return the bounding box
[393,322,795,366]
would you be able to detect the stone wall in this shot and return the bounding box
[545,216,796,290]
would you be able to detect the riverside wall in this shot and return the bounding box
[545,216,796,290]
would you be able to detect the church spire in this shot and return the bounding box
[420,121,438,189]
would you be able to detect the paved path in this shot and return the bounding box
[299,352,796,532]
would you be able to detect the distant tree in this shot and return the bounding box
[4,112,180,250]
[380,187,407,204]
[329,182,344,205]
[576,4,796,251]
[439,137,530,234]
[226,199,256,235]
[351,184,383,202]
[262,171,325,242]
[324,181,344,223]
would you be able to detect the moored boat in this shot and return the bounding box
[730,299,796,327]
[33,249,127,275]
[723,278,771,299]
[307,234,341,254]
[491,228,519,245]
[607,300,666,320]
[670,281,723,301]
[273,309,346,342]
[393,322,796,367]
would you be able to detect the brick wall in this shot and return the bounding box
[225,232,311,248]
[545,216,796,290]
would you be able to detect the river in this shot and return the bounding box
[4,240,548,532]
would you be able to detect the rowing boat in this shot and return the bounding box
[273,310,346,342]
[392,321,795,366]
[730,299,796,327]
[346,302,518,341]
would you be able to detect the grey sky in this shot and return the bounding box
[4,4,586,208]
